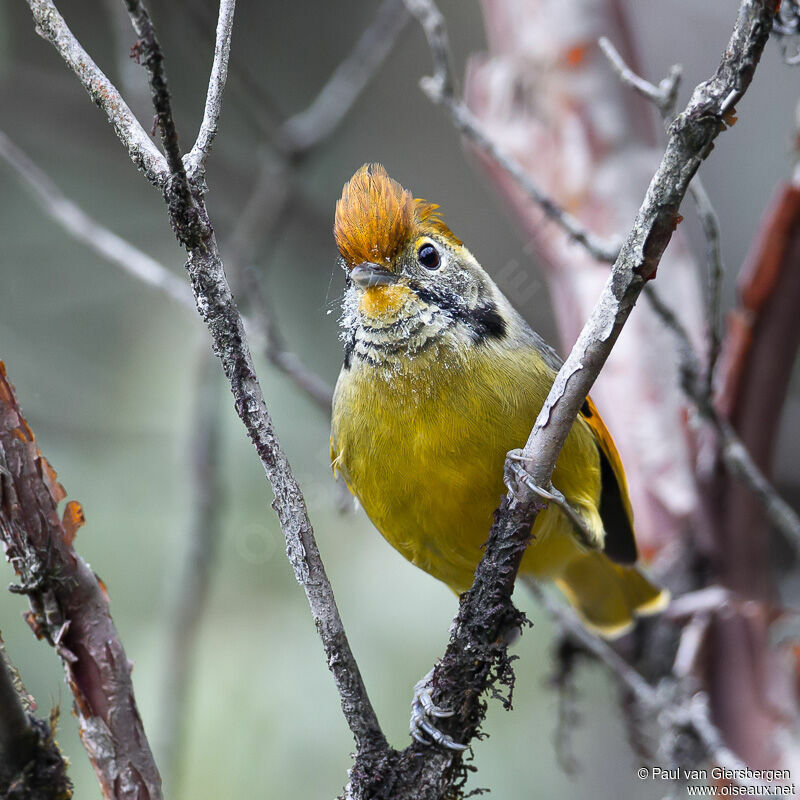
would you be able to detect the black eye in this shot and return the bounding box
[417,243,440,270]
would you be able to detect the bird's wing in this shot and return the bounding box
[579,397,638,564]
[513,311,638,564]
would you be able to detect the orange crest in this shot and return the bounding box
[334,163,461,269]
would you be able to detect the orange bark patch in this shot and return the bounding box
[62,500,86,546]
[564,44,587,67]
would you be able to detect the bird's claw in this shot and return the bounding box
[410,669,468,752]
[505,451,599,550]
[505,450,559,504]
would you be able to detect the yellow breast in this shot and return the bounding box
[331,336,603,592]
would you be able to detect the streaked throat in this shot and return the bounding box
[341,284,456,372]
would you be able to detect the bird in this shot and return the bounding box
[329,164,667,733]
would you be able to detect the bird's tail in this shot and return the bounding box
[550,552,669,639]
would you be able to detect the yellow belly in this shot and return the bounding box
[331,340,604,593]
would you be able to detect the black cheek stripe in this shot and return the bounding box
[468,303,507,342]
[413,285,507,344]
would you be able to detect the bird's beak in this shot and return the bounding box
[349,262,399,289]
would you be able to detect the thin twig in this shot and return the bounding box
[692,180,725,396]
[645,285,800,554]
[527,581,657,704]
[0,131,334,412]
[0,130,192,308]
[279,0,409,156]
[184,0,236,179]
[124,0,185,179]
[26,0,167,185]
[239,262,334,413]
[222,159,334,412]
[527,581,761,785]
[598,36,681,113]
[717,420,800,546]
[403,0,621,262]
[599,36,726,397]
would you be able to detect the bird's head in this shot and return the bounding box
[334,163,507,370]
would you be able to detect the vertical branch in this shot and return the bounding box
[0,363,162,800]
[185,0,236,179]
[279,0,409,156]
[709,182,800,765]
[156,351,223,792]
[715,183,800,596]
[0,640,37,790]
[0,636,71,799]
[111,0,385,753]
[26,0,167,185]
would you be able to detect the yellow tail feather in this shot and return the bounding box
[552,552,669,639]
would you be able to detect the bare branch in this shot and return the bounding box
[157,353,223,791]
[717,418,800,547]
[526,581,657,704]
[124,0,185,180]
[604,29,800,554]
[0,131,334,412]
[693,179,725,395]
[0,636,72,798]
[279,0,409,156]
[598,36,681,113]
[0,131,192,309]
[25,0,167,185]
[527,582,764,786]
[0,363,162,800]
[403,0,621,262]
[0,641,37,790]
[185,0,236,179]
[599,36,726,394]
[223,160,334,412]
[241,264,334,412]
[645,285,800,555]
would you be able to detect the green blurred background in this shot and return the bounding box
[1,1,799,797]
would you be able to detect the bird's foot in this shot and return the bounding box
[505,450,600,551]
[409,668,468,751]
